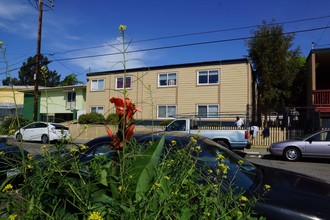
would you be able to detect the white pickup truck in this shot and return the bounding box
[164,118,251,150]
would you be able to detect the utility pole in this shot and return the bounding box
[33,0,43,122]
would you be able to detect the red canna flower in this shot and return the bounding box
[106,97,141,150]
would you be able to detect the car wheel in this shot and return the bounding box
[283,147,301,161]
[15,133,22,142]
[41,134,49,144]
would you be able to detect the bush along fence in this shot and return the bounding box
[68,124,289,147]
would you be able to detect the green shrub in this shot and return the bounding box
[105,113,120,125]
[78,112,105,124]
[0,115,30,135]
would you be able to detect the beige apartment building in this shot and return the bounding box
[86,59,253,125]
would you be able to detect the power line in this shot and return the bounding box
[44,15,330,56]
[51,25,330,62]
[1,24,329,76]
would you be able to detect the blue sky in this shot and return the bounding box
[1,0,330,84]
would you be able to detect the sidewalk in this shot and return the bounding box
[240,146,269,158]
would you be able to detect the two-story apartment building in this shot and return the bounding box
[86,59,253,125]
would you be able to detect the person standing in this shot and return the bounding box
[250,125,259,141]
[235,116,244,128]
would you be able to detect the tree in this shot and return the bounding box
[60,73,84,86]
[246,20,302,125]
[2,55,61,86]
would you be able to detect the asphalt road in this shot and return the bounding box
[7,138,330,184]
[236,150,330,184]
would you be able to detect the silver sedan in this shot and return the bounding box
[268,130,330,161]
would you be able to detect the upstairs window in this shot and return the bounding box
[158,73,177,87]
[66,92,76,110]
[91,79,105,91]
[116,76,132,89]
[197,70,219,85]
[197,105,219,118]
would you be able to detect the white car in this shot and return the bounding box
[14,122,70,143]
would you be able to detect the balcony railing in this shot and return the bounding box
[313,90,330,112]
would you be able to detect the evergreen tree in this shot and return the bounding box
[246,20,302,124]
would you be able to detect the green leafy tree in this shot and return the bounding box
[2,55,61,86]
[246,20,302,125]
[60,73,84,86]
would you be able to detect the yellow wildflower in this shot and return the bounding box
[238,160,244,166]
[203,211,211,217]
[240,196,248,203]
[171,140,177,146]
[167,159,175,167]
[216,154,225,161]
[80,144,89,151]
[195,145,202,153]
[190,136,197,144]
[88,211,103,220]
[0,151,4,156]
[118,185,123,192]
[218,163,229,174]
[264,184,271,191]
[83,124,89,129]
[153,182,161,189]
[27,154,33,160]
[207,169,213,174]
[27,164,33,169]
[0,41,3,46]
[8,213,18,220]
[41,145,47,151]
[2,183,13,193]
[237,211,243,217]
[119,24,127,31]
[70,148,78,154]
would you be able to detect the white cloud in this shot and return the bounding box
[69,39,148,72]
[0,1,33,20]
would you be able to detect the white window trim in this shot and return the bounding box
[115,76,132,90]
[197,104,219,118]
[157,105,177,119]
[197,69,220,85]
[90,106,104,114]
[91,79,105,91]
[158,72,177,87]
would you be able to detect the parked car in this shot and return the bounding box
[267,129,330,161]
[14,122,70,144]
[82,132,330,219]
[0,138,29,185]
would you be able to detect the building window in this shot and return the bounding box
[91,106,104,114]
[66,92,76,110]
[197,70,219,85]
[157,105,176,119]
[116,76,132,89]
[158,73,177,87]
[91,79,105,91]
[197,105,219,118]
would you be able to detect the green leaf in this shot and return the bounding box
[131,135,165,201]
